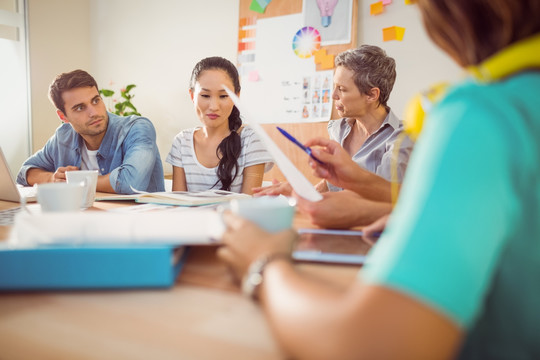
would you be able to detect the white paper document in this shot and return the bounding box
[223,86,323,202]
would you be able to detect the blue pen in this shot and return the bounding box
[276,127,325,165]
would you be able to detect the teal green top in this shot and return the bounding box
[362,72,540,358]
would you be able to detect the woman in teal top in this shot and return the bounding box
[217,0,540,358]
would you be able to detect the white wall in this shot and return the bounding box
[26,0,238,176]
[89,0,239,175]
[358,0,462,117]
[27,0,91,153]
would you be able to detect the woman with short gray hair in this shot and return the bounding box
[253,45,413,200]
[326,44,412,191]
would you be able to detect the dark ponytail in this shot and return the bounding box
[189,56,242,191]
[216,105,242,190]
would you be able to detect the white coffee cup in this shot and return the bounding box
[230,196,296,232]
[66,170,99,209]
[36,182,85,212]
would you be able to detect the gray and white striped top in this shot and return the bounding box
[166,126,274,193]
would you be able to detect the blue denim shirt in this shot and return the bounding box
[17,112,164,194]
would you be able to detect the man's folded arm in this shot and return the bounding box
[108,119,161,194]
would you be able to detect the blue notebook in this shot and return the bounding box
[0,243,188,291]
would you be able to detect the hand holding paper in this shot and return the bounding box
[303,137,362,191]
[223,85,322,202]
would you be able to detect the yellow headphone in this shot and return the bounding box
[390,32,540,204]
[403,82,450,141]
[403,32,540,140]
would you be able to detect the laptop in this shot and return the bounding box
[0,147,37,203]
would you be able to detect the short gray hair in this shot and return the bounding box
[335,45,396,110]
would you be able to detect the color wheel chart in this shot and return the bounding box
[292,26,321,58]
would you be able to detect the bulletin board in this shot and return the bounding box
[238,0,358,184]
[238,0,358,64]
[237,0,358,124]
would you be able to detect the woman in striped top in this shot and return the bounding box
[166,57,273,194]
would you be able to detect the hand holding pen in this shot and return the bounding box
[302,137,364,191]
[277,127,325,165]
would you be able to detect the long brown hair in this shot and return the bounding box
[417,0,540,67]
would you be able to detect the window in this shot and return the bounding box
[0,0,30,174]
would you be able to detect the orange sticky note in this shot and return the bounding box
[370,1,384,15]
[382,26,405,41]
[404,0,415,4]
[395,26,405,40]
[320,53,335,69]
[313,48,335,70]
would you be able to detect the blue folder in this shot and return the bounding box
[0,244,188,291]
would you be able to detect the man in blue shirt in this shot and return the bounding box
[17,69,164,194]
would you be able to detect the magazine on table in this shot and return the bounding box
[95,189,251,206]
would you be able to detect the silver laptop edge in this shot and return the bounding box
[0,146,36,203]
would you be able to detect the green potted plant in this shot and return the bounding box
[99,84,141,116]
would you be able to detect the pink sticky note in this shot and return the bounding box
[248,70,260,82]
[382,0,392,4]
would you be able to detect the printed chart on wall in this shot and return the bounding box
[237,0,357,124]
[281,70,333,122]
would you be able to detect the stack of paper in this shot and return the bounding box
[13,210,225,246]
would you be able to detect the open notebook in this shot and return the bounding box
[222,86,323,202]
[0,147,36,203]
[95,189,250,206]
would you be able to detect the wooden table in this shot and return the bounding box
[0,197,359,359]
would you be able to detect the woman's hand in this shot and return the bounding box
[217,211,297,281]
[294,190,393,229]
[305,138,393,202]
[304,138,364,190]
[252,179,293,197]
[362,214,390,243]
